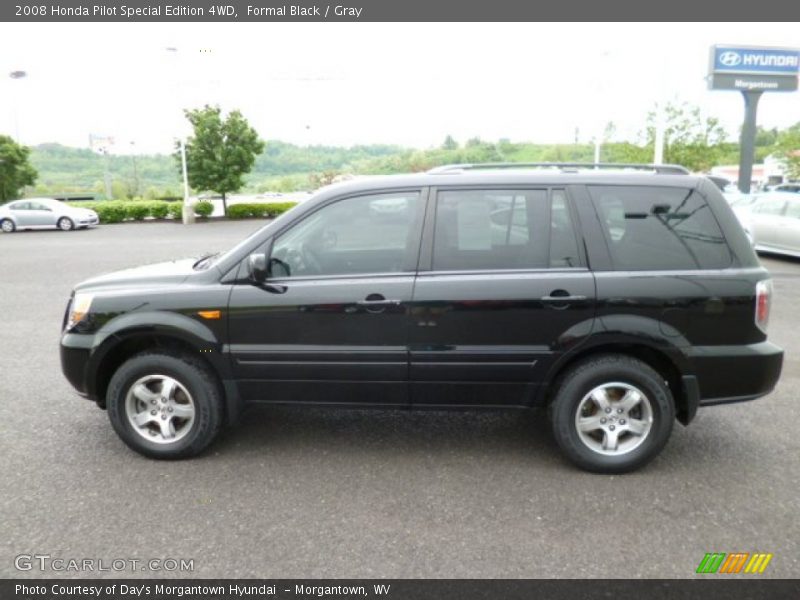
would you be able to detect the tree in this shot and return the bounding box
[179,105,265,215]
[0,135,37,203]
[774,122,800,179]
[441,135,458,151]
[643,101,728,172]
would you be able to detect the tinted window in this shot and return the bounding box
[10,202,30,210]
[590,186,731,270]
[433,189,581,271]
[271,191,421,277]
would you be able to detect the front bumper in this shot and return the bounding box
[686,341,784,405]
[60,332,93,398]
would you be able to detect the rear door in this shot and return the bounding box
[409,186,595,407]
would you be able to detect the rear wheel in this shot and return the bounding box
[1,219,15,233]
[106,352,224,459]
[58,217,74,231]
[550,355,675,473]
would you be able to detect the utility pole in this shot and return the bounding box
[9,70,27,144]
[130,141,140,197]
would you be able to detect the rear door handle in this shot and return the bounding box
[540,295,587,303]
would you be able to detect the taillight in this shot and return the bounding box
[755,279,772,333]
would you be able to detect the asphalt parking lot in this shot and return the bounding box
[1,221,798,579]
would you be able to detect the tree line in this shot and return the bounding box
[2,100,799,206]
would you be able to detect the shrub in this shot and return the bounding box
[168,202,184,219]
[94,202,128,224]
[125,203,150,221]
[193,201,214,218]
[148,201,170,219]
[226,202,297,219]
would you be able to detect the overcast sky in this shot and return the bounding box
[0,22,798,154]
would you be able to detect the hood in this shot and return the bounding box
[74,258,199,292]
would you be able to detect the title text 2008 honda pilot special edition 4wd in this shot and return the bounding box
[60,163,784,472]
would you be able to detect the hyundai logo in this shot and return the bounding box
[719,51,742,67]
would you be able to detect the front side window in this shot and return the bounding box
[270,191,421,278]
[432,189,581,271]
[589,186,731,271]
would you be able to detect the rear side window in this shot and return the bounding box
[589,186,731,271]
[432,189,581,271]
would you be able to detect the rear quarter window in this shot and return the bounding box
[589,186,732,271]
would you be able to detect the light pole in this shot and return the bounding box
[9,70,27,144]
[130,141,140,197]
[165,47,194,224]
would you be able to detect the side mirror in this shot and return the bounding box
[247,253,268,282]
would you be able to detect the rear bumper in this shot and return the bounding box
[686,341,783,405]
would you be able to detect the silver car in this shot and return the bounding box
[741,192,800,258]
[0,198,99,233]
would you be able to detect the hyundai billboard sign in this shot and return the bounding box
[709,45,800,92]
[713,46,800,74]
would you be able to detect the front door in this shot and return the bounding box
[409,187,596,406]
[27,201,57,227]
[228,189,425,406]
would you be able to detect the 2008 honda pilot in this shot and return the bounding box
[60,163,784,472]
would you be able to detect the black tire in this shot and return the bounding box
[1,219,15,233]
[57,217,75,231]
[106,352,224,459]
[549,355,675,474]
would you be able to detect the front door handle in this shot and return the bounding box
[357,294,401,313]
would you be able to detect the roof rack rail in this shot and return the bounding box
[427,162,691,175]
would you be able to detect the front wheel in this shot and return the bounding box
[57,217,75,231]
[1,219,15,233]
[106,352,224,459]
[550,355,675,473]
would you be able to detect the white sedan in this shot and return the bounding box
[737,192,800,258]
[0,198,98,233]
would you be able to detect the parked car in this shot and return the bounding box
[60,163,783,473]
[740,191,800,258]
[771,183,800,194]
[0,198,98,233]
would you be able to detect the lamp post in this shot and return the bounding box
[165,47,194,224]
[9,70,27,144]
[130,141,140,197]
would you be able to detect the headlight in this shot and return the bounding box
[65,293,94,331]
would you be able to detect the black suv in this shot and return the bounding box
[60,163,783,472]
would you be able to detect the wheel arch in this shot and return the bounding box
[87,325,239,425]
[539,339,696,426]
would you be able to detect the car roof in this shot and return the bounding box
[314,171,704,199]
